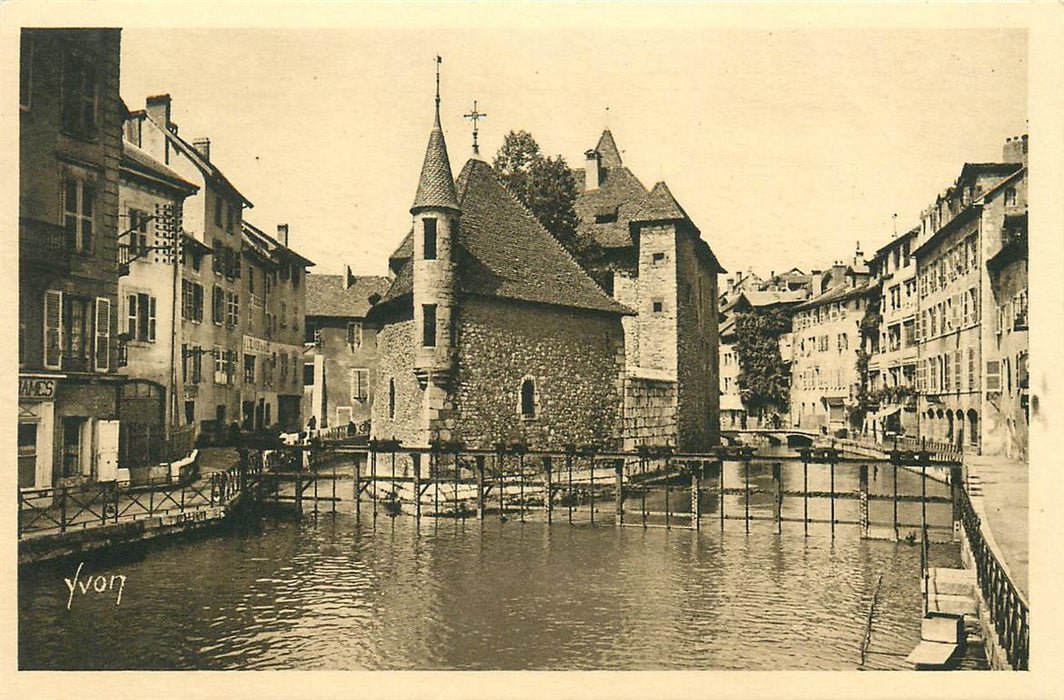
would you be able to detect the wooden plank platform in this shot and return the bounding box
[906,640,958,669]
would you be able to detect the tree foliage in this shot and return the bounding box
[734,308,792,420]
[493,130,581,255]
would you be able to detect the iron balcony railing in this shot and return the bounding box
[19,218,72,271]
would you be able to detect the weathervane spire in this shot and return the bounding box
[463,100,488,157]
[434,55,442,125]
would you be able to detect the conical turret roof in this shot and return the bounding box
[595,129,623,167]
[411,105,460,212]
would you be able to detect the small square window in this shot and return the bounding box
[652,252,665,264]
[652,300,664,313]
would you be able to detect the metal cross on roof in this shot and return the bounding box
[463,100,488,156]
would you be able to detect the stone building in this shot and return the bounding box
[789,255,872,434]
[124,93,253,437]
[368,100,631,451]
[864,227,920,439]
[124,94,312,438]
[573,130,725,450]
[912,143,1025,452]
[303,268,390,430]
[18,29,124,489]
[981,163,1028,461]
[116,140,199,470]
[239,222,314,433]
[718,289,807,428]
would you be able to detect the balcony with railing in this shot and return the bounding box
[19,218,71,272]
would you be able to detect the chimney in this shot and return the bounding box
[276,224,289,247]
[345,265,355,289]
[1002,134,1028,165]
[584,150,602,190]
[853,241,865,268]
[145,94,172,130]
[192,137,211,161]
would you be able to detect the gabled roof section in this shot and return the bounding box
[454,158,631,315]
[241,221,315,268]
[573,153,651,249]
[121,142,199,196]
[796,281,874,311]
[144,114,253,208]
[632,181,689,224]
[305,274,391,318]
[411,106,459,212]
[595,129,623,167]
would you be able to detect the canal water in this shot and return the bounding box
[19,456,960,671]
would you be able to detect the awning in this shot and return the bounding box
[872,405,902,420]
[824,397,846,407]
[720,395,744,412]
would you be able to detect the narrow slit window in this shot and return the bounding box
[422,304,437,347]
[423,218,437,260]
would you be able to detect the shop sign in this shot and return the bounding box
[19,376,58,400]
[243,335,270,354]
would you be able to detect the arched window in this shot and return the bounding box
[388,378,396,419]
[519,376,537,419]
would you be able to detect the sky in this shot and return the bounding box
[119,26,1027,280]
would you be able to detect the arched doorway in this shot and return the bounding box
[954,409,965,450]
[118,380,166,468]
[967,410,979,450]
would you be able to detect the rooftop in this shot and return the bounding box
[306,274,391,318]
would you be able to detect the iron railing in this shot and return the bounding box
[957,483,1029,669]
[17,459,257,539]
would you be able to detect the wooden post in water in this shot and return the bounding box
[371,447,378,519]
[615,459,624,526]
[567,450,574,524]
[691,462,701,531]
[313,455,319,515]
[892,462,899,540]
[476,455,486,520]
[718,457,725,531]
[858,463,869,539]
[295,467,303,516]
[412,452,421,522]
[642,454,648,529]
[496,448,505,520]
[354,454,361,519]
[802,456,809,536]
[589,455,595,526]
[331,462,336,514]
[519,453,526,522]
[453,448,460,517]
[772,461,782,535]
[743,456,750,534]
[544,456,553,523]
[664,453,671,530]
[829,450,836,538]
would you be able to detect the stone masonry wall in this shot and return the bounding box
[452,297,626,451]
[623,377,677,449]
[370,317,427,447]
[675,229,720,451]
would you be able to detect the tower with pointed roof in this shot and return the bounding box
[369,97,631,452]
[574,130,726,451]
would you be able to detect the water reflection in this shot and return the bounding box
[20,490,956,670]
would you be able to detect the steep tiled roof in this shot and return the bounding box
[796,281,874,311]
[595,129,623,167]
[375,159,632,317]
[572,144,651,249]
[632,181,689,224]
[454,159,631,315]
[743,290,808,308]
[306,274,391,318]
[411,107,459,212]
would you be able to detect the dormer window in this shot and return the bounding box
[594,205,618,224]
[423,218,437,260]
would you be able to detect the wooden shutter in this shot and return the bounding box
[148,296,157,341]
[44,290,63,369]
[985,360,1001,392]
[127,293,138,339]
[95,419,120,482]
[94,297,110,371]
